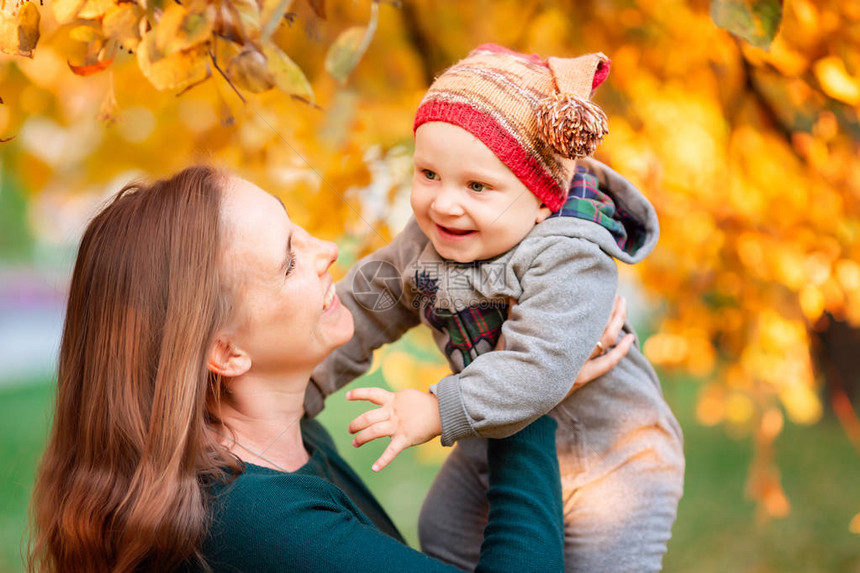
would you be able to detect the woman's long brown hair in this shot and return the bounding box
[28,166,240,572]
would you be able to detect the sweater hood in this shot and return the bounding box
[530,157,659,264]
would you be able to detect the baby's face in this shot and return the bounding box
[411,122,551,263]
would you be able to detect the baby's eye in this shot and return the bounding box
[422,169,438,181]
[468,181,487,193]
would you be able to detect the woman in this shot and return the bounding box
[28,166,629,572]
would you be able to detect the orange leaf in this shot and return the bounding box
[67,55,115,76]
[306,0,326,19]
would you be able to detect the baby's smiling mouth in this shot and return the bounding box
[436,224,475,237]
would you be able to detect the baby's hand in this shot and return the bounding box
[346,387,442,472]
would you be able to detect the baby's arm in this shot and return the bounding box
[435,237,619,445]
[303,218,429,418]
[347,294,632,471]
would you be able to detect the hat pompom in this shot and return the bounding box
[536,93,609,159]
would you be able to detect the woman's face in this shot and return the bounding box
[220,177,354,376]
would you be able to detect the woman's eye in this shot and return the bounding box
[285,250,297,277]
[468,182,487,192]
[422,169,438,181]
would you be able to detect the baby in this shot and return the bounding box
[305,44,685,572]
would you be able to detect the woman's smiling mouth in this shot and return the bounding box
[323,283,338,311]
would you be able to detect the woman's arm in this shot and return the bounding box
[202,417,563,572]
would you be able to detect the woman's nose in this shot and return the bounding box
[313,238,339,275]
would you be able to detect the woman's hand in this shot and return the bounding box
[569,295,634,396]
[346,387,442,472]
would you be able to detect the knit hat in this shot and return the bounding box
[413,44,610,212]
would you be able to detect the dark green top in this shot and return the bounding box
[195,416,563,572]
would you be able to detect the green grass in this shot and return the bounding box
[2,374,859,572]
[662,377,860,573]
[0,381,53,573]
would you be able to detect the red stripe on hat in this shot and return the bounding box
[414,100,566,212]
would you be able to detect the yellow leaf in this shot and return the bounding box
[260,0,293,40]
[324,1,378,82]
[1,3,40,57]
[77,0,113,19]
[228,0,261,41]
[813,56,860,105]
[226,46,275,93]
[155,3,213,57]
[306,0,326,20]
[261,42,313,101]
[69,25,102,44]
[325,26,367,82]
[0,12,18,56]
[52,0,86,25]
[16,1,40,55]
[103,3,144,50]
[137,30,210,91]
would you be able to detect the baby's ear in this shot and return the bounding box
[207,336,252,378]
[536,205,553,224]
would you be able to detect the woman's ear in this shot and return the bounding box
[207,337,251,378]
[536,205,553,224]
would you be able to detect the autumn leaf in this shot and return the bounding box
[260,0,293,40]
[51,0,86,25]
[222,0,261,43]
[137,29,210,90]
[77,0,113,20]
[711,0,783,50]
[325,2,378,83]
[68,55,115,76]
[156,3,213,57]
[103,3,144,51]
[226,46,276,93]
[0,12,18,56]
[0,2,40,58]
[69,24,102,44]
[307,0,326,20]
[16,1,40,56]
[262,41,313,101]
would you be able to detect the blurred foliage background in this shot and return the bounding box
[1,0,859,571]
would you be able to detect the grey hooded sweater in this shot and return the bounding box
[305,158,682,467]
